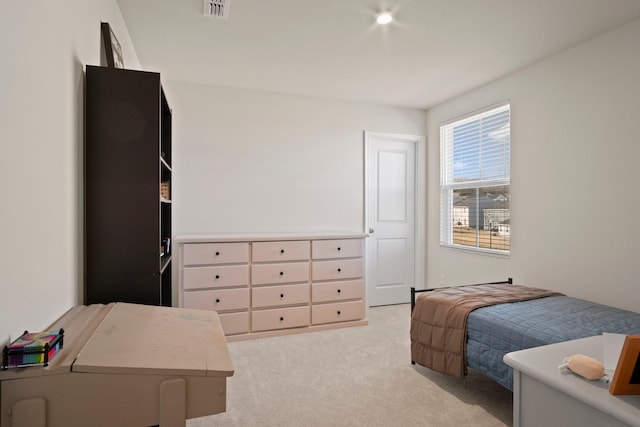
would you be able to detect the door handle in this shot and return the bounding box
[368,228,375,234]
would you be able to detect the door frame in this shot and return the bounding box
[363,131,426,306]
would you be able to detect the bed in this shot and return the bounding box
[410,278,640,391]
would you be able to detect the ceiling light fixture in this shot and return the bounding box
[376,11,393,25]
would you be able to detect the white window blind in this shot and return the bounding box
[440,102,511,254]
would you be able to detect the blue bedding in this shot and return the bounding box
[466,296,640,391]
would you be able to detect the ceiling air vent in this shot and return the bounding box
[204,0,230,19]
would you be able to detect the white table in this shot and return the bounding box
[504,336,640,427]
[1,303,234,427]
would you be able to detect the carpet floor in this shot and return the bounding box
[188,303,512,426]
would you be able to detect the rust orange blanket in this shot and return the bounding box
[410,283,564,377]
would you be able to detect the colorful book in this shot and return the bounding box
[2,329,64,369]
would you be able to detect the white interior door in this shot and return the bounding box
[365,132,424,306]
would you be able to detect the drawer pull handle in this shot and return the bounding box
[279,271,284,276]
[215,251,220,256]
[337,289,341,294]
[337,247,341,251]
[280,293,284,298]
[215,298,220,303]
[215,275,220,279]
[279,316,284,322]
[337,268,342,273]
[337,310,342,315]
[280,249,285,254]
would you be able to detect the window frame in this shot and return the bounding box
[440,101,511,257]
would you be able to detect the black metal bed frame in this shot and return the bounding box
[409,277,513,314]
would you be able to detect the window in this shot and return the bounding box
[440,102,510,255]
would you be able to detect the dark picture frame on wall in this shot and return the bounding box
[609,335,640,395]
[101,22,124,69]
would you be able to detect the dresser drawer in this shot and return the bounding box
[252,284,309,308]
[251,306,310,332]
[312,301,364,325]
[252,262,309,285]
[312,239,362,260]
[183,288,249,312]
[252,240,310,263]
[183,265,249,290]
[312,259,363,281]
[219,312,249,335]
[312,280,364,303]
[183,242,249,266]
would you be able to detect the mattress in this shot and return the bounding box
[466,295,640,390]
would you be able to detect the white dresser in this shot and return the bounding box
[177,233,367,341]
[504,336,640,427]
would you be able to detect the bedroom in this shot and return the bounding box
[1,0,639,425]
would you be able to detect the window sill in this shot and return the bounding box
[440,243,510,259]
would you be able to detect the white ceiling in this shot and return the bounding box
[116,0,640,109]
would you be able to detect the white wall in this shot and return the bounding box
[167,81,426,235]
[426,18,640,312]
[0,0,140,344]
